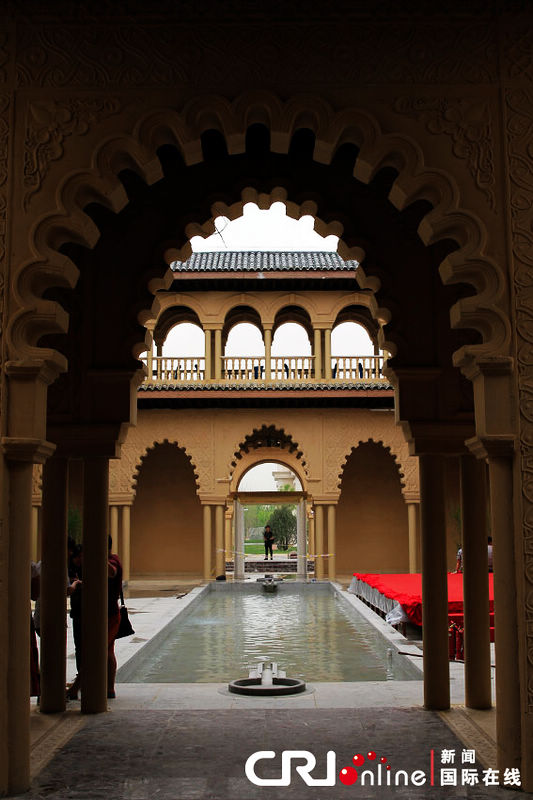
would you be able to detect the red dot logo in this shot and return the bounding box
[380,757,387,764]
[367,751,376,761]
[339,767,358,785]
[352,754,365,766]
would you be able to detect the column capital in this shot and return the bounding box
[1,437,56,464]
[465,435,516,459]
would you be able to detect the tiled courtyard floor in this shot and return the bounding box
[20,708,530,800]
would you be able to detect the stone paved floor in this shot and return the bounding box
[17,708,531,800]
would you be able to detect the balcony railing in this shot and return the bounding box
[143,354,386,385]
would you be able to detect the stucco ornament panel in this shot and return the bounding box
[110,411,214,496]
[506,87,533,712]
[23,97,121,210]
[393,96,495,211]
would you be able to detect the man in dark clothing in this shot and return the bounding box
[263,525,275,560]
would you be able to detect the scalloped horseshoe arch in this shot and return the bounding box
[231,453,308,496]
[10,91,510,370]
[337,438,418,502]
[228,424,309,491]
[130,439,201,498]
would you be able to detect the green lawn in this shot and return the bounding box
[244,542,297,554]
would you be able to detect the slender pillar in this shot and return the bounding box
[81,458,109,713]
[234,500,245,580]
[121,505,131,583]
[419,454,450,710]
[6,461,34,793]
[110,505,119,554]
[315,505,324,580]
[264,328,272,381]
[314,329,322,380]
[297,499,307,580]
[487,455,521,774]
[31,506,39,562]
[324,329,332,379]
[204,330,212,381]
[327,504,336,579]
[224,512,232,563]
[215,504,225,576]
[308,511,316,573]
[214,328,222,380]
[407,503,419,574]
[146,330,154,381]
[460,455,491,709]
[40,456,69,713]
[203,504,212,580]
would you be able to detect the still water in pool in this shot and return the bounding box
[121,588,420,683]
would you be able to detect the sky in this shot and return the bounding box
[160,202,376,357]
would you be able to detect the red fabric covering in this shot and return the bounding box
[353,572,494,626]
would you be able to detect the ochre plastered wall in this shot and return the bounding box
[337,441,409,575]
[131,442,203,576]
[110,407,419,504]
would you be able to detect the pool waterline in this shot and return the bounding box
[117,582,422,685]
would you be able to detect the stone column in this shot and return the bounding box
[1,438,55,795]
[264,327,272,381]
[224,510,232,564]
[308,509,316,574]
[204,330,212,381]
[31,506,39,562]
[460,454,491,709]
[110,505,119,554]
[146,329,154,381]
[215,504,225,576]
[40,456,69,713]
[81,458,109,713]
[203,504,212,580]
[5,461,34,793]
[487,454,521,773]
[419,454,450,710]
[121,505,131,583]
[324,329,332,379]
[315,505,324,580]
[327,504,336,579]
[214,328,222,381]
[314,329,322,380]
[407,503,419,573]
[234,500,245,580]
[296,499,307,580]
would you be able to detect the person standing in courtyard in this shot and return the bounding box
[263,524,275,561]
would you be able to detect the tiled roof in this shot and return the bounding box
[139,380,392,391]
[171,251,357,272]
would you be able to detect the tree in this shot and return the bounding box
[268,505,297,551]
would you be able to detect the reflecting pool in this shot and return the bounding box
[119,584,421,683]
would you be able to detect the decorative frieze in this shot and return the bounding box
[505,86,533,711]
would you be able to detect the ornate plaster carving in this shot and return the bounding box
[23,97,121,210]
[13,92,508,373]
[394,96,495,211]
[14,19,497,89]
[505,86,533,711]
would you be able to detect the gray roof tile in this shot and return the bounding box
[171,251,358,272]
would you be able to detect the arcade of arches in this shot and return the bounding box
[1,4,533,795]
